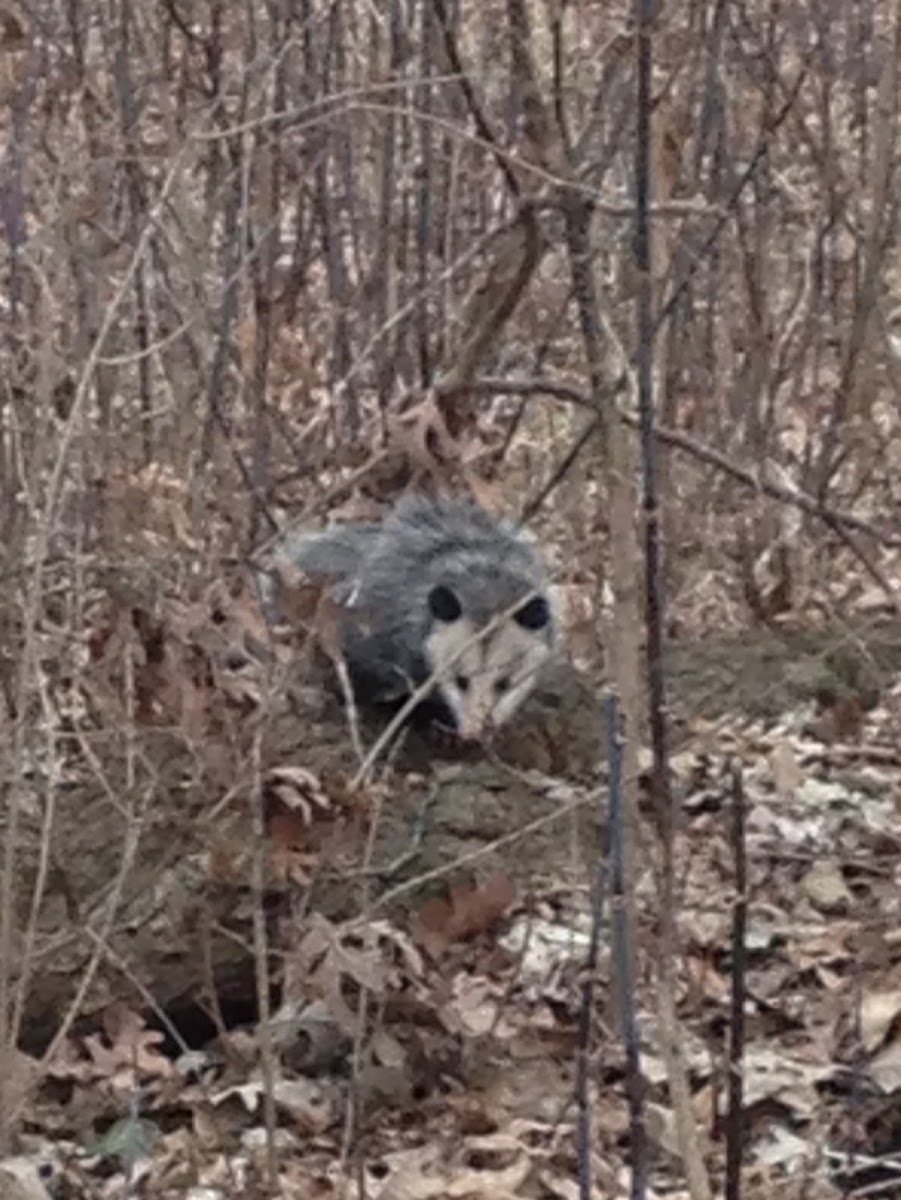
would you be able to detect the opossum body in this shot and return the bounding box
[268,494,559,740]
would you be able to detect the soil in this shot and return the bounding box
[664,615,901,722]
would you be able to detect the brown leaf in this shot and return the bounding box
[269,810,318,885]
[98,1003,174,1080]
[230,579,274,646]
[770,741,804,798]
[0,10,26,50]
[208,837,247,884]
[389,394,462,479]
[808,695,865,744]
[416,874,516,956]
[270,562,327,629]
[463,471,503,515]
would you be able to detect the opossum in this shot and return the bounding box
[264,494,559,740]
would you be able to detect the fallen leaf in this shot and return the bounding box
[861,989,901,1052]
[867,1035,901,1093]
[770,741,804,798]
[799,863,852,913]
[416,874,516,957]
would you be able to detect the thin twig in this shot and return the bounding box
[477,376,901,551]
[725,761,747,1200]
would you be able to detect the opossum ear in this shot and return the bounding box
[428,584,463,622]
[515,595,551,631]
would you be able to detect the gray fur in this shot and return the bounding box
[265,494,558,730]
[277,522,379,583]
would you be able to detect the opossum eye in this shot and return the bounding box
[454,674,470,692]
[429,584,463,622]
[494,676,511,695]
[514,595,550,631]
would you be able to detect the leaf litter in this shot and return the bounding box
[11,529,901,1200]
[11,572,901,1200]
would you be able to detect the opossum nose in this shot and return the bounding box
[457,720,486,743]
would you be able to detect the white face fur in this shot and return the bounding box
[424,601,556,741]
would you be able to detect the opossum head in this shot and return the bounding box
[423,583,556,741]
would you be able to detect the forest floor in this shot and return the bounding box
[5,612,901,1200]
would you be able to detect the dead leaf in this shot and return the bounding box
[861,989,901,1052]
[770,741,804,798]
[799,863,852,913]
[867,1035,901,1093]
[369,1141,531,1200]
[210,1080,266,1113]
[462,471,503,514]
[416,873,516,957]
[230,580,275,647]
[645,1101,680,1156]
[208,836,248,884]
[389,394,463,478]
[267,764,332,817]
[439,974,515,1039]
[67,1004,175,1090]
[809,695,866,743]
[269,811,318,885]
[284,915,391,1034]
[0,17,24,54]
[740,1046,833,1116]
[271,1078,333,1131]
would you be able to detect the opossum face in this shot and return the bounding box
[424,584,554,741]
